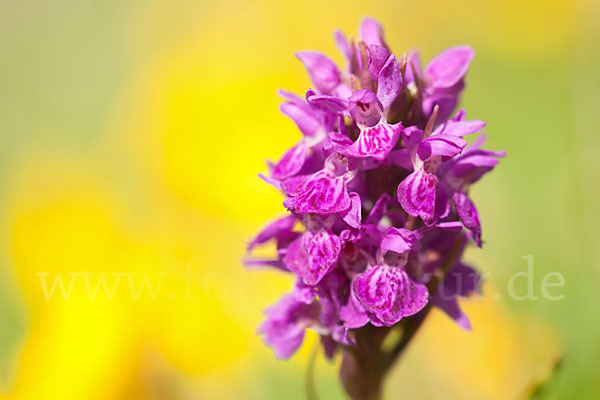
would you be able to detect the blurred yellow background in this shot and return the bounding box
[0,0,599,399]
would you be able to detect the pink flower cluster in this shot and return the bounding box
[245,17,504,359]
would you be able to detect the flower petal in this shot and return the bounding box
[258,294,320,359]
[271,142,307,180]
[284,230,342,285]
[334,29,353,67]
[424,46,474,89]
[296,51,342,93]
[417,134,467,162]
[306,91,349,114]
[339,291,369,329]
[359,17,387,48]
[448,138,505,184]
[422,84,463,121]
[453,191,482,246]
[441,263,481,297]
[365,193,391,225]
[247,215,297,250]
[398,169,437,222]
[432,295,471,331]
[367,45,390,80]
[400,126,424,153]
[283,171,351,215]
[279,100,323,137]
[381,227,417,255]
[346,122,400,160]
[432,110,486,138]
[340,192,362,229]
[304,230,342,285]
[352,264,429,326]
[377,54,402,110]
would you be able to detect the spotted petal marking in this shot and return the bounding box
[398,168,437,222]
[272,142,307,180]
[284,229,342,286]
[300,229,343,285]
[285,170,351,215]
[352,264,429,326]
[346,122,399,161]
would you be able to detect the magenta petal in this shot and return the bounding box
[377,55,402,110]
[422,89,462,122]
[258,294,320,359]
[282,237,306,273]
[339,291,369,329]
[398,169,437,222]
[272,142,307,180]
[301,230,343,285]
[352,264,429,326]
[359,17,386,48]
[443,263,481,297]
[365,193,391,225]
[296,51,342,93]
[400,125,424,153]
[293,279,317,304]
[367,45,391,80]
[247,215,297,251]
[340,192,362,229]
[432,295,471,331]
[280,174,309,196]
[307,92,349,113]
[346,122,400,160]
[417,134,467,161]
[285,170,351,215]
[453,191,482,246]
[279,101,322,137]
[434,186,451,220]
[448,139,505,184]
[334,29,352,66]
[381,227,417,255]
[425,46,474,89]
[284,229,342,286]
[327,131,354,153]
[450,153,501,183]
[435,221,463,232]
[433,115,486,138]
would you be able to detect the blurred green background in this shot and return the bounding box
[0,0,599,399]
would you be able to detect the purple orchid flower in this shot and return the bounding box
[352,227,428,326]
[283,215,343,285]
[283,153,356,215]
[246,18,504,396]
[397,123,467,224]
[327,89,402,161]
